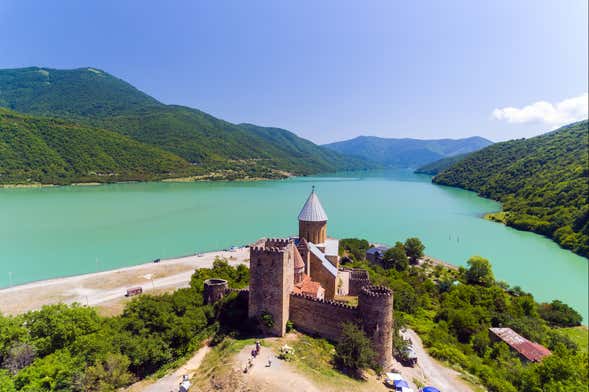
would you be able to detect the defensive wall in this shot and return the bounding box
[289,292,358,341]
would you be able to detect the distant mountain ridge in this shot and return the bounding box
[415,153,471,175]
[0,67,371,184]
[323,135,492,168]
[434,120,588,257]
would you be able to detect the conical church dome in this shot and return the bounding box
[298,187,328,222]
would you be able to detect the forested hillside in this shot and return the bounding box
[0,108,194,184]
[0,67,159,118]
[434,121,588,257]
[323,135,492,168]
[0,67,368,183]
[415,153,470,175]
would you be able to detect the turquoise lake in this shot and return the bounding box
[0,169,587,320]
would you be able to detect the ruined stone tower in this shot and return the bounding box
[298,187,328,244]
[358,285,394,368]
[248,239,294,336]
[203,278,228,304]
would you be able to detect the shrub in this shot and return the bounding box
[335,322,375,374]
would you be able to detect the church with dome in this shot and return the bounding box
[244,187,394,368]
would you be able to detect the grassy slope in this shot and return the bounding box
[0,108,194,184]
[433,120,589,257]
[0,67,369,181]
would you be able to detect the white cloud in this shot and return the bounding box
[493,93,588,128]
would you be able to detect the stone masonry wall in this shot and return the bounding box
[248,243,293,336]
[289,293,358,341]
[309,252,337,299]
[347,269,370,296]
[299,220,327,244]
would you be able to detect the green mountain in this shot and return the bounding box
[238,123,370,172]
[0,67,369,183]
[0,108,193,184]
[434,120,588,257]
[415,153,470,175]
[323,135,492,168]
[0,67,159,118]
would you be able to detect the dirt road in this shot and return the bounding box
[144,344,211,392]
[395,329,473,392]
[0,248,249,315]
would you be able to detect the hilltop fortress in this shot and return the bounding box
[206,188,393,368]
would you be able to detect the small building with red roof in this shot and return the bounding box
[489,327,552,362]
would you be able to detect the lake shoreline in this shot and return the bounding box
[0,247,250,315]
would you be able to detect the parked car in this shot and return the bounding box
[403,346,418,366]
[384,372,403,387]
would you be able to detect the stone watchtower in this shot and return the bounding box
[248,239,294,336]
[358,285,394,368]
[203,278,228,304]
[298,187,328,244]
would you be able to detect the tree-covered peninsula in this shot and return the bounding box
[433,120,589,257]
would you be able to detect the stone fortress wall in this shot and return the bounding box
[289,292,358,341]
[216,283,394,369]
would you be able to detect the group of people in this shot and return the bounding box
[245,340,272,373]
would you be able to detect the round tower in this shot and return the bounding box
[357,285,394,369]
[298,187,328,244]
[203,278,229,304]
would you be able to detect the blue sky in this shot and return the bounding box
[0,0,586,143]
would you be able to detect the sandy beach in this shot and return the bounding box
[0,247,249,315]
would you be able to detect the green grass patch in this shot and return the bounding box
[555,326,588,353]
[484,211,507,223]
[274,333,368,391]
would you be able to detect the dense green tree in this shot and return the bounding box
[538,300,583,327]
[335,322,375,374]
[14,349,83,392]
[389,280,418,313]
[23,304,101,357]
[383,242,409,271]
[339,238,370,261]
[0,370,16,392]
[404,237,425,264]
[464,256,495,287]
[82,353,135,392]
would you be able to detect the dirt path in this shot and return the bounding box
[0,248,249,315]
[235,344,323,392]
[395,329,473,392]
[143,345,212,392]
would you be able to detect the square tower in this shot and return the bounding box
[248,239,294,336]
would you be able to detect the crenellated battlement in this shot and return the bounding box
[360,285,393,297]
[250,246,286,256]
[265,238,291,249]
[348,268,369,280]
[290,292,356,310]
